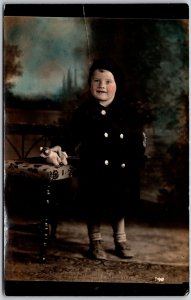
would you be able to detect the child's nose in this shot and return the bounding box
[99,81,105,88]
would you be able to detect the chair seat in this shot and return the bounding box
[5,158,73,181]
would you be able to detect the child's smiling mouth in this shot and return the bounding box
[97,90,107,94]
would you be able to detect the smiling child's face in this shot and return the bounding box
[90,69,117,105]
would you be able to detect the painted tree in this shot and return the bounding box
[4,44,23,91]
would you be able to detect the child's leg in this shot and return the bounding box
[86,217,107,260]
[87,218,102,241]
[112,217,127,243]
[112,216,133,259]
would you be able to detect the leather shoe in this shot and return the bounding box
[88,240,107,260]
[115,242,133,259]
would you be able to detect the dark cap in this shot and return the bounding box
[88,58,123,90]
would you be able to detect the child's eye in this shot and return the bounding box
[106,80,111,84]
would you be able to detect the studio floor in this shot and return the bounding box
[3,216,189,296]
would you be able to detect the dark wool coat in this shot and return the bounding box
[70,96,145,218]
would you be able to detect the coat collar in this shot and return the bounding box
[90,96,122,112]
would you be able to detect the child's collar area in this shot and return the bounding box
[98,97,114,107]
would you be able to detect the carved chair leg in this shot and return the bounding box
[39,182,51,263]
[49,181,60,240]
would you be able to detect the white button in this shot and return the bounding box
[120,133,124,139]
[104,160,109,165]
[121,163,126,168]
[101,110,106,115]
[104,132,109,138]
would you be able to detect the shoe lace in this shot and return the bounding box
[117,242,130,250]
[91,240,103,251]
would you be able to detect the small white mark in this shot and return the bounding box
[155,277,164,282]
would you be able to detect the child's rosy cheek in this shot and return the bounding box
[109,85,116,93]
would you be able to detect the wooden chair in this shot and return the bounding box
[5,158,74,262]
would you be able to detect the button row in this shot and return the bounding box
[104,160,126,168]
[104,132,124,139]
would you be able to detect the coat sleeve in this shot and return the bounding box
[129,106,146,168]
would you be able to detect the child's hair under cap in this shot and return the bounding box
[88,58,123,90]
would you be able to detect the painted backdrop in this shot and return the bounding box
[4,11,189,220]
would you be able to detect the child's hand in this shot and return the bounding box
[50,146,68,165]
[60,151,68,165]
[40,145,68,166]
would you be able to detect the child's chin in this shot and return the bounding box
[96,95,108,101]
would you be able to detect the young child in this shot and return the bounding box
[56,58,145,260]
